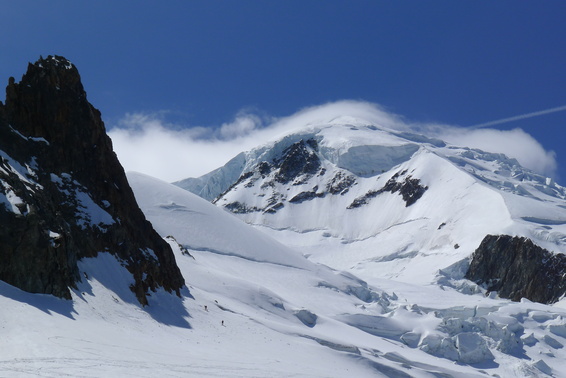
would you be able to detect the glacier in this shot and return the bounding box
[3,117,566,376]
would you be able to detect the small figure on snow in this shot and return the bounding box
[204,305,208,312]
[221,320,225,326]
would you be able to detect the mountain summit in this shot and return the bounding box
[0,56,184,304]
[176,120,566,304]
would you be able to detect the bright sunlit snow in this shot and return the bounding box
[3,121,566,377]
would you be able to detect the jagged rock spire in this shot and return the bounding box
[0,56,185,304]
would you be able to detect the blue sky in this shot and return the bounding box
[2,2,566,182]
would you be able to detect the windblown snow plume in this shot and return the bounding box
[108,100,557,181]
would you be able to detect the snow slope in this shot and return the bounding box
[2,171,566,377]
[128,173,566,377]
[184,121,566,287]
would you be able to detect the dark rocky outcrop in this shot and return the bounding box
[347,189,381,209]
[348,170,428,209]
[224,201,260,214]
[326,172,356,195]
[215,138,324,212]
[466,235,566,304]
[289,188,325,204]
[274,139,321,184]
[0,55,184,305]
[382,172,428,207]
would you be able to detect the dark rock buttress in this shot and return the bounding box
[0,56,185,305]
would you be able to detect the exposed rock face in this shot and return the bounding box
[326,172,356,195]
[274,139,321,184]
[215,138,325,213]
[465,235,566,304]
[0,56,184,304]
[214,135,428,217]
[348,170,428,209]
[289,188,325,204]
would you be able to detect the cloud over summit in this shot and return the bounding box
[108,101,558,182]
[435,126,557,178]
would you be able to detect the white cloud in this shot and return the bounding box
[107,101,397,182]
[218,111,264,139]
[107,100,558,182]
[411,123,557,177]
[108,114,249,182]
[439,127,556,177]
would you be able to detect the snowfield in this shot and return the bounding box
[2,169,566,377]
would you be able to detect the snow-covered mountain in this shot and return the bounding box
[3,56,566,377]
[5,172,563,377]
[129,173,566,376]
[175,118,566,301]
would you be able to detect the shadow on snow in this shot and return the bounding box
[0,253,192,328]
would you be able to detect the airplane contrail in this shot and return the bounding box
[470,104,566,129]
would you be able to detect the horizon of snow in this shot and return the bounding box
[107,100,558,182]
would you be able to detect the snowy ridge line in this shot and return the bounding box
[249,223,331,234]
[341,217,432,245]
[181,244,309,270]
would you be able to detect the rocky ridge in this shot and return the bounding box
[212,135,428,215]
[466,235,566,304]
[0,56,184,305]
